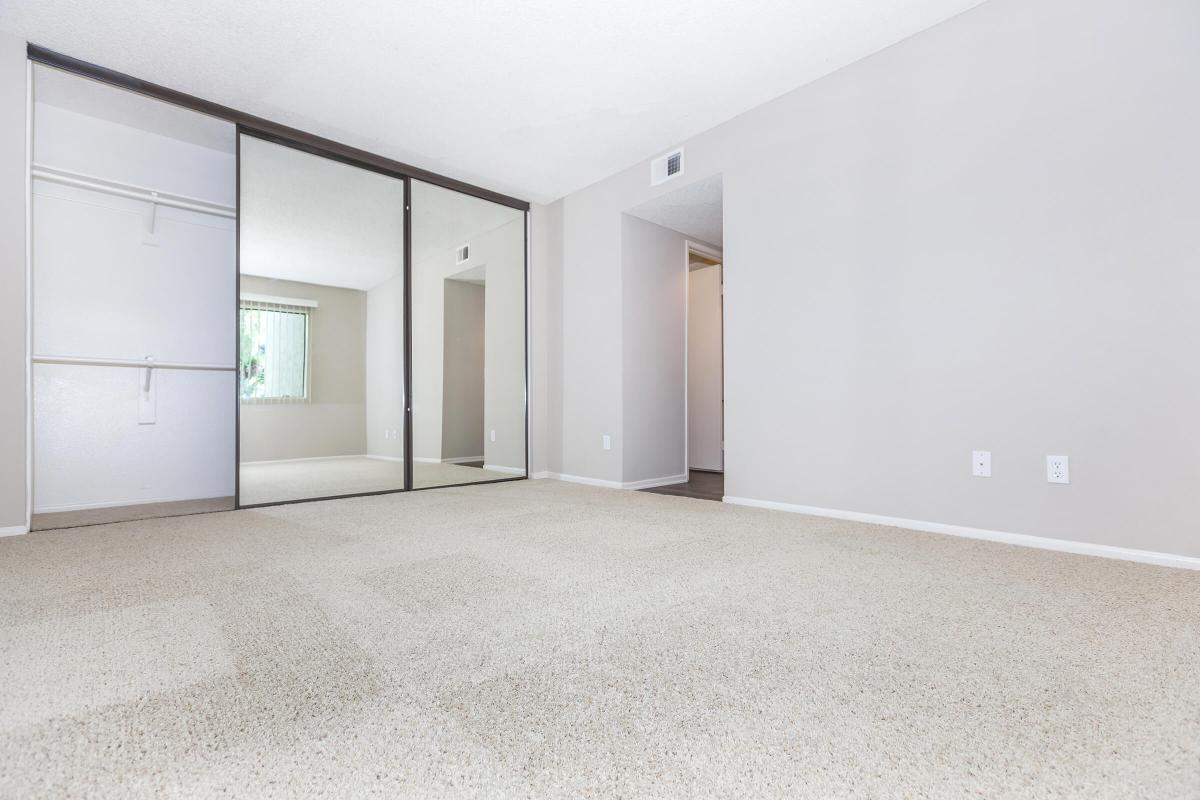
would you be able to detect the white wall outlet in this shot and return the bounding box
[602,434,611,451]
[490,429,496,442]
[972,450,991,478]
[1047,455,1069,484]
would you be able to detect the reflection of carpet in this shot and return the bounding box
[239,456,516,505]
[3,479,1196,798]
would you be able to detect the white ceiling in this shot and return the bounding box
[628,174,723,246]
[1,0,986,204]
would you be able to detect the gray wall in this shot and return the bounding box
[620,215,689,484]
[0,32,25,531]
[531,201,562,477]
[238,276,367,462]
[544,0,1200,557]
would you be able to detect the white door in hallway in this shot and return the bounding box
[688,259,723,471]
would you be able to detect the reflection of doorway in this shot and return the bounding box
[644,241,723,502]
[441,277,486,466]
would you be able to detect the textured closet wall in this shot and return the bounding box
[31,80,237,514]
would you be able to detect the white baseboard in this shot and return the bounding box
[482,464,526,475]
[531,471,689,491]
[364,454,405,463]
[535,471,622,489]
[0,525,28,537]
[623,473,689,490]
[722,496,1200,572]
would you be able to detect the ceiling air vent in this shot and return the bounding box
[651,148,684,186]
[456,243,470,264]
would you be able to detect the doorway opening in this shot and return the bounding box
[645,242,724,501]
[623,173,724,502]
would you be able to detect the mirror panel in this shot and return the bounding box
[238,135,406,505]
[410,180,526,488]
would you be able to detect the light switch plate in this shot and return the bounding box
[602,435,611,451]
[972,450,991,477]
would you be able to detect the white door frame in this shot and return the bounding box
[683,240,723,477]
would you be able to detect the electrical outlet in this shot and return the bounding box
[602,434,611,451]
[1047,455,1069,484]
[972,450,991,478]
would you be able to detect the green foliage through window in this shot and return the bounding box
[240,305,308,400]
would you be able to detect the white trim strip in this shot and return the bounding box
[0,525,28,537]
[722,496,1200,572]
[24,60,33,534]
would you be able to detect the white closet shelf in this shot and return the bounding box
[31,163,236,219]
[33,355,236,371]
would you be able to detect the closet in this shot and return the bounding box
[30,65,237,529]
[27,48,531,529]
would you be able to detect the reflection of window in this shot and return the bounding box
[240,299,310,401]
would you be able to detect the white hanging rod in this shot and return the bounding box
[31,163,237,219]
[33,355,236,371]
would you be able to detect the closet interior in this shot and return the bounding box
[30,64,237,529]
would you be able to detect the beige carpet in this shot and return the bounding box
[239,456,519,505]
[0,480,1196,798]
